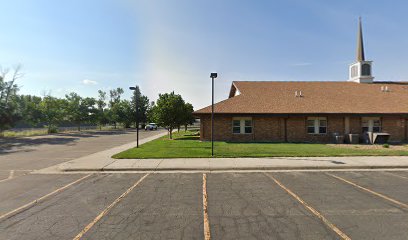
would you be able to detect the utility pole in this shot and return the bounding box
[129,86,139,148]
[210,73,217,157]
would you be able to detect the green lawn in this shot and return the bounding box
[113,131,408,159]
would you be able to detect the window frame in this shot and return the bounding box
[361,117,381,133]
[306,117,327,135]
[232,117,253,134]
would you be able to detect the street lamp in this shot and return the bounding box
[210,72,217,157]
[129,86,139,148]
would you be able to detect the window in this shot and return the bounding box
[362,117,381,133]
[362,64,371,76]
[307,117,327,134]
[233,120,241,134]
[232,118,252,134]
[307,120,315,134]
[373,119,381,132]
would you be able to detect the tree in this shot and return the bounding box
[96,90,108,130]
[117,100,133,128]
[39,95,65,133]
[0,65,23,135]
[65,92,96,131]
[154,92,185,139]
[146,101,157,123]
[182,102,195,131]
[17,95,43,126]
[131,86,149,128]
[108,88,124,128]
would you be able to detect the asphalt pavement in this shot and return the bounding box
[0,129,165,173]
[1,130,408,239]
[0,171,408,240]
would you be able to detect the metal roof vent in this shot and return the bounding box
[381,86,390,92]
[295,90,303,97]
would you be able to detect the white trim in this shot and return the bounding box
[232,118,253,134]
[307,117,327,135]
[362,117,381,132]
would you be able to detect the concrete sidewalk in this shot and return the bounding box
[59,155,408,172]
[36,130,408,172]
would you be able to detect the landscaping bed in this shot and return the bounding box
[113,131,408,159]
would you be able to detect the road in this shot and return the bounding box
[1,130,408,239]
[0,129,165,172]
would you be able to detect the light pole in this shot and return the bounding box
[210,73,217,157]
[129,86,139,148]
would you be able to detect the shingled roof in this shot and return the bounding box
[194,81,408,115]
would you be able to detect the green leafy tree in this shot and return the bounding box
[154,91,185,139]
[65,92,97,131]
[0,66,23,135]
[16,95,43,126]
[108,88,124,128]
[117,100,133,128]
[39,95,65,133]
[96,90,108,130]
[146,101,157,123]
[130,86,149,128]
[182,102,195,131]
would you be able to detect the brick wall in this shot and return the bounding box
[199,115,407,143]
[253,117,284,142]
[382,116,406,142]
[349,116,361,134]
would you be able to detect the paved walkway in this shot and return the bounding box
[37,131,408,172]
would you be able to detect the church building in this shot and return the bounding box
[194,19,408,143]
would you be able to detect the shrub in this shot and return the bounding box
[383,143,390,148]
[45,126,58,134]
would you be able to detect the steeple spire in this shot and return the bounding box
[348,17,374,83]
[356,17,365,61]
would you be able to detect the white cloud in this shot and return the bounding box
[82,79,98,85]
[291,62,313,66]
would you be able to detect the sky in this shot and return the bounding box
[1,0,408,110]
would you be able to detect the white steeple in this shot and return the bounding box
[348,17,374,83]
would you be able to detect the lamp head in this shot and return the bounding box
[129,87,136,90]
[210,73,217,79]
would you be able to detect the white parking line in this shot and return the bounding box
[0,174,92,221]
[73,173,150,240]
[383,171,408,180]
[264,173,351,240]
[202,173,211,240]
[327,173,408,209]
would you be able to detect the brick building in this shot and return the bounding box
[194,19,408,143]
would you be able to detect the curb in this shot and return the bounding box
[61,165,408,172]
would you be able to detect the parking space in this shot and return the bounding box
[83,173,203,240]
[0,170,407,239]
[328,171,408,205]
[206,173,338,239]
[386,171,408,179]
[0,174,144,240]
[271,172,408,240]
[0,173,85,216]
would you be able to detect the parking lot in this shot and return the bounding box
[0,170,407,240]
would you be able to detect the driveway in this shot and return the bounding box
[0,129,166,173]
